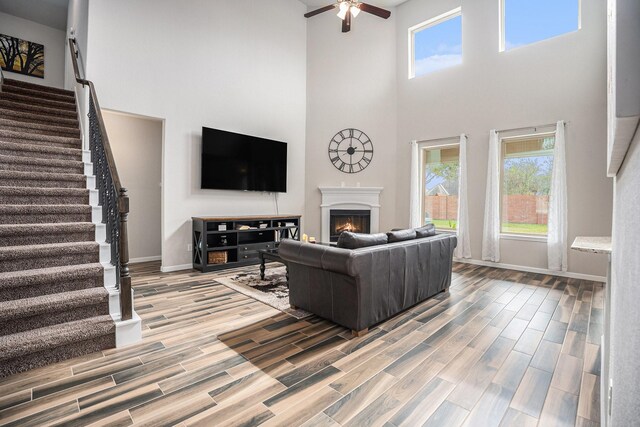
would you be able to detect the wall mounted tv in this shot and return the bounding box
[201,127,287,192]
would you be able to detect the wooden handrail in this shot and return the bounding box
[68,37,132,321]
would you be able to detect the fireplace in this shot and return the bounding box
[329,209,371,242]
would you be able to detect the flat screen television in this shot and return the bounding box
[201,127,287,192]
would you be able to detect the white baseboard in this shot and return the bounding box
[130,255,162,264]
[454,258,606,283]
[161,263,193,273]
[112,311,142,347]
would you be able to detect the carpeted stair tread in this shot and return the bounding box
[0,287,108,322]
[0,100,78,120]
[0,315,114,362]
[0,204,92,224]
[0,222,96,246]
[3,79,75,97]
[0,170,86,189]
[0,154,84,174]
[0,241,99,260]
[0,263,104,291]
[1,84,76,104]
[0,140,82,161]
[0,91,76,111]
[0,107,79,129]
[0,118,81,138]
[0,186,89,205]
[0,129,82,148]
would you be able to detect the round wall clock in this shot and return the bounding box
[328,128,373,174]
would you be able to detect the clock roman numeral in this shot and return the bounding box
[339,162,347,171]
[349,164,354,173]
[362,157,371,164]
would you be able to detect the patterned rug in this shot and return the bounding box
[215,264,311,319]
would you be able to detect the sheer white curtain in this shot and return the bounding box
[409,141,422,228]
[482,130,501,262]
[548,121,568,271]
[455,134,471,258]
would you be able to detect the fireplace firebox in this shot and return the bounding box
[329,209,371,242]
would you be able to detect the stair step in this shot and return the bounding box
[0,99,78,120]
[0,315,115,378]
[0,170,86,189]
[0,153,84,174]
[0,263,104,301]
[0,186,89,205]
[0,107,79,129]
[0,241,100,273]
[0,118,81,139]
[0,128,82,149]
[0,140,82,161]
[0,204,92,224]
[0,91,76,112]
[1,83,76,105]
[2,78,75,97]
[0,287,109,335]
[0,222,96,247]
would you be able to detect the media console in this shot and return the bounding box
[191,215,301,272]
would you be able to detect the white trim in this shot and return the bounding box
[130,255,162,264]
[500,233,547,242]
[454,258,606,282]
[161,263,193,273]
[408,7,462,79]
[111,310,142,348]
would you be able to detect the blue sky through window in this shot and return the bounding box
[414,14,462,77]
[504,0,579,50]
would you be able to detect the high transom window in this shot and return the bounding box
[500,133,555,235]
[500,0,580,51]
[409,8,462,79]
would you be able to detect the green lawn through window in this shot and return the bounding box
[428,220,547,235]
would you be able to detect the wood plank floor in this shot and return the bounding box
[0,261,602,426]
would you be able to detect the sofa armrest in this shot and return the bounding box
[278,239,354,276]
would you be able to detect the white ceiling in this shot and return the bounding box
[0,0,69,31]
[300,0,408,8]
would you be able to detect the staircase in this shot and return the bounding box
[0,78,117,378]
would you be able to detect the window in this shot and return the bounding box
[409,8,462,79]
[500,133,555,236]
[500,0,580,51]
[421,144,460,230]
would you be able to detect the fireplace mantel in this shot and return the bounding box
[319,186,383,243]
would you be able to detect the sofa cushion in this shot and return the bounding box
[336,232,388,249]
[387,228,417,243]
[415,223,436,238]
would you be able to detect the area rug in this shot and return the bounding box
[215,265,311,319]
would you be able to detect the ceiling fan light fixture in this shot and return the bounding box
[337,1,350,20]
[350,3,361,17]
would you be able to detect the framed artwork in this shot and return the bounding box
[0,33,45,78]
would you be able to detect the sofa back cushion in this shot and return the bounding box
[336,232,388,249]
[415,223,436,238]
[387,228,417,243]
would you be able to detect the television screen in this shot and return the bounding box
[201,127,287,192]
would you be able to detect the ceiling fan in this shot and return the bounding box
[304,1,391,33]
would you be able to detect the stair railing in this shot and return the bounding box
[68,37,132,321]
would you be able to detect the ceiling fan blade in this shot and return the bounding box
[304,4,337,18]
[359,3,391,19]
[342,11,352,32]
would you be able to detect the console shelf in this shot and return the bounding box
[192,214,301,272]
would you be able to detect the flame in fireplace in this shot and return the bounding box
[336,221,358,233]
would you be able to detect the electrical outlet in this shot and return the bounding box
[187,244,192,252]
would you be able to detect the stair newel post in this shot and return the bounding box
[118,188,132,321]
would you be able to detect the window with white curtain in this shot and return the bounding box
[409,7,462,78]
[420,144,460,231]
[499,0,580,52]
[500,133,555,236]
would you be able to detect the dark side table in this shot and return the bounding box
[257,248,289,285]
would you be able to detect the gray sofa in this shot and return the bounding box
[278,234,457,336]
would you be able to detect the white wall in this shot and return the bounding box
[103,111,163,262]
[65,0,89,89]
[610,130,640,427]
[305,9,398,238]
[393,0,612,276]
[0,11,65,88]
[85,0,307,270]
